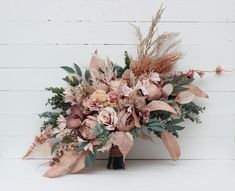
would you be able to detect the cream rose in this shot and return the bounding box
[97,107,118,130]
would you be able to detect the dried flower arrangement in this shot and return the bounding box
[23,6,222,178]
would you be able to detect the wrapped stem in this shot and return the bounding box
[107,145,125,170]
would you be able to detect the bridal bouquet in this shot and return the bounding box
[23,7,209,178]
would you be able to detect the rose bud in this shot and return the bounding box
[116,109,135,131]
[186,69,195,78]
[97,107,118,130]
[143,79,162,101]
[79,116,98,140]
[108,91,118,103]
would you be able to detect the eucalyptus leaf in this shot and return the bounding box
[85,70,91,81]
[61,66,75,73]
[74,63,82,77]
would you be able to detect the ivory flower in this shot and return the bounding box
[98,107,118,130]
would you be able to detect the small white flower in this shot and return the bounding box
[149,72,160,83]
[56,115,66,130]
[134,80,149,96]
[121,84,133,96]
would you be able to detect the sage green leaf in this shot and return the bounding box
[148,126,163,132]
[85,153,96,167]
[61,66,75,73]
[174,125,185,130]
[74,63,82,77]
[85,70,91,81]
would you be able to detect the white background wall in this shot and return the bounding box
[0,0,234,159]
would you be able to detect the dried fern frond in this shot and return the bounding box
[131,4,165,57]
[89,52,115,89]
[131,52,182,76]
[49,142,79,166]
[148,32,181,58]
[22,128,53,159]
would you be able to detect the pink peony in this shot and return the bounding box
[116,109,135,131]
[79,116,98,140]
[66,104,83,129]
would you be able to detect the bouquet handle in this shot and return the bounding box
[107,145,125,170]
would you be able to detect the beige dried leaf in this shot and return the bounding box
[175,90,195,104]
[161,130,180,160]
[184,84,209,98]
[112,132,134,159]
[146,100,177,114]
[69,151,89,174]
[43,151,81,178]
[162,83,173,96]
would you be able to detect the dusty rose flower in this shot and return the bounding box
[66,104,83,129]
[186,69,195,78]
[198,71,205,78]
[116,109,135,131]
[108,91,118,103]
[66,114,82,129]
[142,79,162,101]
[215,66,223,74]
[90,90,111,108]
[79,116,98,140]
[98,107,118,130]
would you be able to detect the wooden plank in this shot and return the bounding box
[0,22,234,45]
[0,91,234,115]
[0,44,234,68]
[0,113,234,137]
[0,0,234,22]
[1,136,234,159]
[0,68,234,91]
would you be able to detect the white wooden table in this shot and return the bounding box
[1,159,235,191]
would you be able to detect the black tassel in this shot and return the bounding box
[107,145,125,170]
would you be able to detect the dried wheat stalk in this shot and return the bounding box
[130,5,182,76]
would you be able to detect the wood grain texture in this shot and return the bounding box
[0,0,234,159]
